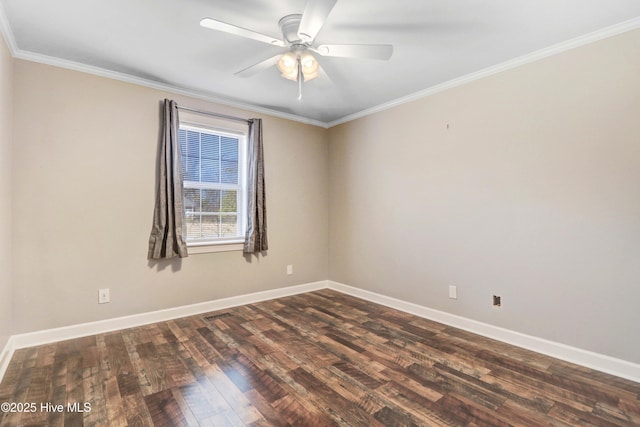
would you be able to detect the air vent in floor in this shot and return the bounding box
[203,313,232,321]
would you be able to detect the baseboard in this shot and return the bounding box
[327,281,640,383]
[8,280,328,354]
[3,279,639,385]
[0,336,15,383]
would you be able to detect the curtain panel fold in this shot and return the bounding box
[244,118,268,253]
[148,99,189,259]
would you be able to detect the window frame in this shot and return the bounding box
[178,120,248,254]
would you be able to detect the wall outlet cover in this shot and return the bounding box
[448,285,457,299]
[99,288,110,304]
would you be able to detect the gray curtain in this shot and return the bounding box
[244,118,268,253]
[148,99,189,259]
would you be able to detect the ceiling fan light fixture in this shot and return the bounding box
[280,67,299,81]
[300,51,319,81]
[277,52,299,81]
[300,51,315,68]
[277,51,297,70]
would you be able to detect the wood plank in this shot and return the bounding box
[81,365,108,427]
[144,389,188,427]
[135,341,167,393]
[206,364,266,425]
[122,393,154,427]
[103,376,127,426]
[376,381,456,426]
[288,367,384,426]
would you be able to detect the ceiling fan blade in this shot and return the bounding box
[314,44,394,60]
[318,65,333,85]
[235,54,283,78]
[297,0,338,42]
[200,18,285,47]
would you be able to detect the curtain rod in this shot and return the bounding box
[177,105,250,124]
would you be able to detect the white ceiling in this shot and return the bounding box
[1,0,640,126]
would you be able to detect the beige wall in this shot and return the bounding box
[12,60,329,333]
[329,29,640,363]
[0,33,13,349]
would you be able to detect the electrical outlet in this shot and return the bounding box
[286,265,293,275]
[99,288,110,304]
[448,285,457,299]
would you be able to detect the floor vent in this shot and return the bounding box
[204,313,232,321]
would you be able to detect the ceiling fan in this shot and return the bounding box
[200,0,393,98]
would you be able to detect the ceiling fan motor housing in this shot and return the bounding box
[278,14,305,45]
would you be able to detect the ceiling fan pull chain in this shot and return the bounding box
[297,57,303,100]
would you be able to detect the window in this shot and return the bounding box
[178,123,247,250]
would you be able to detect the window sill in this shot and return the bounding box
[187,241,244,254]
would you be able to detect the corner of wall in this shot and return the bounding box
[0,20,14,360]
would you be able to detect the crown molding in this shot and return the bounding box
[13,50,330,128]
[327,17,640,128]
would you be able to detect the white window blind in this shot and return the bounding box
[179,124,247,244]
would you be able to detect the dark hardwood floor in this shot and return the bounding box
[1,289,639,426]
